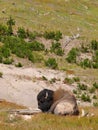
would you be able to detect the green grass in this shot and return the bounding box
[0,101,98,130]
[0,108,98,130]
[0,0,98,40]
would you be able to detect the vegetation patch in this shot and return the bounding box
[45,58,58,69]
[0,72,3,78]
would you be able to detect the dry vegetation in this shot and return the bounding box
[0,101,98,130]
[0,0,98,40]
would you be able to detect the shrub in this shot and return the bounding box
[49,78,56,84]
[26,30,36,41]
[2,36,36,61]
[7,16,15,35]
[0,72,3,78]
[0,24,7,36]
[89,87,96,93]
[28,41,45,51]
[42,76,48,81]
[77,83,87,90]
[45,58,58,69]
[54,31,62,41]
[0,54,3,63]
[17,27,27,39]
[80,44,89,53]
[80,58,92,68]
[55,48,64,56]
[93,50,98,62]
[44,31,55,39]
[66,48,79,63]
[73,77,80,82]
[1,47,11,58]
[92,62,98,68]
[93,102,98,107]
[93,82,98,89]
[43,31,62,41]
[3,58,13,64]
[63,77,74,84]
[50,42,61,52]
[93,95,97,99]
[73,89,77,94]
[15,62,23,67]
[81,94,91,102]
[91,40,98,50]
[50,42,64,56]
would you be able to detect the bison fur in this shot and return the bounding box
[37,88,79,115]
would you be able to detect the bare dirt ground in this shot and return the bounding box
[0,64,76,109]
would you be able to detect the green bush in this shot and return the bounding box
[17,27,27,39]
[42,76,48,81]
[66,48,79,63]
[93,82,98,89]
[2,36,36,61]
[80,44,89,53]
[63,77,74,84]
[80,58,92,68]
[81,94,91,102]
[28,52,35,62]
[92,62,98,68]
[7,16,15,35]
[28,41,45,51]
[44,31,55,39]
[93,102,98,107]
[91,40,98,50]
[89,87,96,93]
[45,58,58,69]
[55,48,64,56]
[0,72,3,78]
[50,42,61,52]
[50,42,64,56]
[73,89,77,94]
[54,31,62,41]
[0,54,3,63]
[93,50,98,62]
[0,24,7,36]
[43,31,62,41]
[93,95,97,99]
[26,30,36,41]
[49,78,57,84]
[73,77,80,82]
[77,83,87,90]
[1,47,11,58]
[15,62,23,67]
[3,58,13,64]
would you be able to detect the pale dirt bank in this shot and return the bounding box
[0,64,75,108]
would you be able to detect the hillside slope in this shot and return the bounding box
[0,64,76,108]
[0,0,98,40]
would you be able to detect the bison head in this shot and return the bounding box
[37,89,54,112]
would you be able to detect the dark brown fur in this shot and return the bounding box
[49,88,79,115]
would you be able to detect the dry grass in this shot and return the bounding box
[0,0,98,40]
[0,100,26,109]
[0,101,98,130]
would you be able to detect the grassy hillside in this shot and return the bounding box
[0,0,98,40]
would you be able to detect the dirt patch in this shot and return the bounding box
[0,64,76,108]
